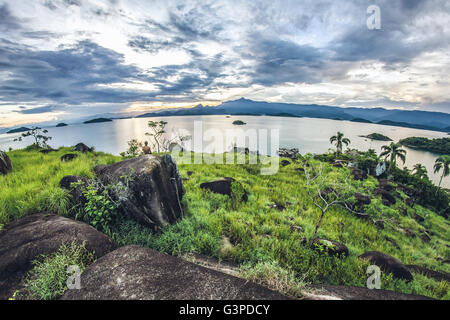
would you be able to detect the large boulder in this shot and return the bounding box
[378,179,394,191]
[200,177,248,201]
[351,168,368,181]
[355,193,371,206]
[61,154,78,162]
[61,246,289,300]
[0,213,116,300]
[0,151,12,175]
[72,143,92,153]
[359,251,413,282]
[307,284,433,300]
[94,154,185,231]
[406,265,450,283]
[278,148,300,160]
[374,188,396,206]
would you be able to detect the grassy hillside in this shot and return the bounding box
[0,147,120,225]
[0,148,449,299]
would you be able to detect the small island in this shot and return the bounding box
[360,133,392,141]
[232,120,247,126]
[399,137,450,155]
[56,123,68,127]
[6,127,31,134]
[83,118,113,124]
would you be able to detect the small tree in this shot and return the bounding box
[146,121,168,154]
[304,161,354,239]
[330,132,350,158]
[412,164,428,180]
[145,120,191,154]
[120,139,143,159]
[14,127,52,149]
[380,142,407,173]
[434,155,450,189]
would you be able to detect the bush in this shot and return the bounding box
[391,167,449,215]
[21,242,95,300]
[77,184,118,232]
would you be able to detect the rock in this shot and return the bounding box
[93,154,185,231]
[355,193,371,206]
[60,154,78,162]
[39,148,58,154]
[278,148,300,160]
[378,179,394,191]
[307,284,433,300]
[359,251,413,282]
[200,177,248,202]
[405,197,415,207]
[399,207,408,216]
[59,175,88,207]
[374,220,384,229]
[72,143,92,153]
[403,228,416,238]
[268,202,286,211]
[406,265,450,283]
[312,238,349,258]
[385,237,401,250]
[60,246,289,300]
[420,232,431,243]
[281,160,291,167]
[397,183,414,196]
[0,151,12,175]
[0,213,116,300]
[375,188,396,206]
[320,187,336,201]
[412,212,425,223]
[290,226,304,233]
[351,168,367,181]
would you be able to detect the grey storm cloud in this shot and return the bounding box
[0,39,153,104]
[13,105,61,114]
[0,0,449,121]
[0,4,21,31]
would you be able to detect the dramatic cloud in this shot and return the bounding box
[0,0,449,127]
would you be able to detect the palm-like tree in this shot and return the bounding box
[433,155,450,188]
[413,164,428,179]
[330,132,351,157]
[380,142,407,172]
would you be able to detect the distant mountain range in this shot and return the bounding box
[137,98,450,132]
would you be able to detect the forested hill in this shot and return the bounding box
[138,99,450,132]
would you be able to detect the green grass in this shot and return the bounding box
[0,147,120,224]
[20,242,95,300]
[1,148,449,299]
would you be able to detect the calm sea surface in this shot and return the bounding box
[0,115,448,188]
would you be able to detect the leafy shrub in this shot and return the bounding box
[77,184,118,232]
[22,242,95,300]
[120,139,143,159]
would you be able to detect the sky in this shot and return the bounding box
[0,0,449,128]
